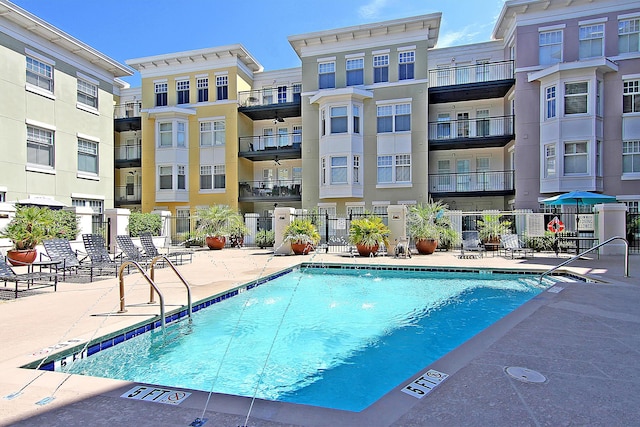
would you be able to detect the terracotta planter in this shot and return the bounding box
[291,242,313,255]
[356,243,379,257]
[205,236,226,250]
[415,238,438,255]
[7,249,38,266]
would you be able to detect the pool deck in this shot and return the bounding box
[0,247,638,426]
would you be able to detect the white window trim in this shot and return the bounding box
[397,45,417,52]
[76,132,100,143]
[25,119,55,131]
[539,24,566,32]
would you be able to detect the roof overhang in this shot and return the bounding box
[528,57,619,82]
[309,87,374,104]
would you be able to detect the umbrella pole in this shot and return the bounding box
[575,199,580,254]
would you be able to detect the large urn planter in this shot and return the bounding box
[205,236,226,250]
[291,242,313,255]
[356,244,379,257]
[7,249,38,266]
[415,238,438,255]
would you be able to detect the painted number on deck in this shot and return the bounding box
[401,369,449,399]
[121,386,191,405]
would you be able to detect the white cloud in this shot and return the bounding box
[358,0,389,19]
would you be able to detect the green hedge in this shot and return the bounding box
[128,212,162,237]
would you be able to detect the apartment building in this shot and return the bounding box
[0,0,132,213]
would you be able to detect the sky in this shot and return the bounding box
[10,0,507,87]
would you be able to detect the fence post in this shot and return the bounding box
[105,208,130,253]
[245,213,259,245]
[273,207,295,255]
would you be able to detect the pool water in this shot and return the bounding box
[65,268,549,411]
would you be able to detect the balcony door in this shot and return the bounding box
[278,127,289,147]
[456,159,471,192]
[476,109,490,137]
[457,112,470,138]
[263,128,275,149]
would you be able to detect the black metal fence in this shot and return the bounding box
[628,212,640,254]
[91,216,111,251]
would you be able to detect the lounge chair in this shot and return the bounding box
[81,234,121,277]
[116,235,154,268]
[500,234,534,259]
[139,232,193,265]
[459,231,485,259]
[42,238,95,281]
[0,258,58,298]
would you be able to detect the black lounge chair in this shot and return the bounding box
[81,234,121,277]
[0,258,58,298]
[116,235,154,268]
[459,231,486,259]
[139,232,193,265]
[42,238,93,281]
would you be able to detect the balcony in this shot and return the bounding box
[115,184,142,206]
[428,60,514,104]
[237,86,301,121]
[428,115,514,150]
[238,134,302,161]
[429,170,515,197]
[115,144,142,167]
[239,180,302,202]
[114,102,142,132]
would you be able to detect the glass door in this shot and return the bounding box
[456,159,471,192]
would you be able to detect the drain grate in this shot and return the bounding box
[505,366,546,383]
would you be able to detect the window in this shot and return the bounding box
[353,155,360,184]
[0,192,4,202]
[623,141,640,173]
[321,158,326,185]
[346,205,365,216]
[373,54,389,83]
[293,125,302,145]
[546,86,557,119]
[26,56,53,92]
[262,87,273,104]
[398,51,415,80]
[159,122,172,147]
[155,82,168,106]
[159,166,173,189]
[27,125,54,167]
[596,140,602,177]
[177,122,186,147]
[214,165,226,189]
[346,58,364,86]
[596,80,603,117]
[545,144,556,177]
[395,154,411,182]
[199,120,225,146]
[330,157,347,184]
[539,30,563,65]
[353,105,360,134]
[277,86,287,103]
[372,204,388,216]
[437,114,451,139]
[476,109,490,136]
[319,62,335,89]
[176,208,190,234]
[330,106,348,134]
[564,82,588,115]
[77,138,98,174]
[176,80,189,104]
[197,77,208,102]
[216,75,228,100]
[623,80,640,113]
[77,79,98,109]
[177,165,186,190]
[200,165,212,190]
[564,142,588,174]
[321,109,326,137]
[377,156,393,183]
[619,18,640,53]
[377,103,411,133]
[579,24,604,59]
[293,84,302,103]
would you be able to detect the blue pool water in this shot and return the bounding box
[64,267,549,411]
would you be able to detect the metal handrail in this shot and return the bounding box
[149,255,192,319]
[539,236,629,285]
[118,261,167,330]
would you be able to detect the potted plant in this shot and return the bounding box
[1,205,55,265]
[407,201,459,255]
[255,229,275,249]
[477,213,512,250]
[282,218,320,255]
[348,215,390,257]
[228,216,250,248]
[195,205,244,250]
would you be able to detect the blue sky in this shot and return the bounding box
[11,0,506,86]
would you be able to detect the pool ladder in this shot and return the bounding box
[539,236,629,285]
[117,255,192,330]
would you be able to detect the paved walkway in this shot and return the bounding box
[0,248,637,426]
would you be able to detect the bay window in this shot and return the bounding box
[564,82,588,115]
[564,142,588,175]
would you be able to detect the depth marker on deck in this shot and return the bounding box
[401,369,449,399]
[121,386,191,405]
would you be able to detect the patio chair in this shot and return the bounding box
[42,238,95,282]
[81,234,121,277]
[500,234,534,259]
[116,235,154,268]
[459,231,485,259]
[139,232,193,265]
[394,237,411,259]
[0,258,58,298]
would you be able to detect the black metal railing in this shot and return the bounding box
[428,60,514,88]
[115,144,141,161]
[429,170,514,193]
[627,212,640,254]
[428,115,514,140]
[238,86,301,107]
[239,134,302,152]
[113,102,142,119]
[239,180,301,199]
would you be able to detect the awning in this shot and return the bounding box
[16,197,67,209]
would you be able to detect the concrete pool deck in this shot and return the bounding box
[0,247,638,426]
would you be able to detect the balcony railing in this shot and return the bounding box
[115,184,142,204]
[429,170,514,194]
[428,60,514,88]
[239,180,302,201]
[115,144,141,162]
[238,86,301,108]
[428,115,514,141]
[239,133,302,152]
[114,102,143,119]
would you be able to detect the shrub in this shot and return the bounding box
[128,212,162,237]
[51,209,79,240]
[255,229,275,248]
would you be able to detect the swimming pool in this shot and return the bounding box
[46,266,554,412]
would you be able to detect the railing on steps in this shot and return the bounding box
[539,236,629,286]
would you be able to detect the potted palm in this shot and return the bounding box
[282,218,320,255]
[1,205,55,265]
[348,215,390,257]
[477,213,512,250]
[407,201,459,255]
[195,205,245,250]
